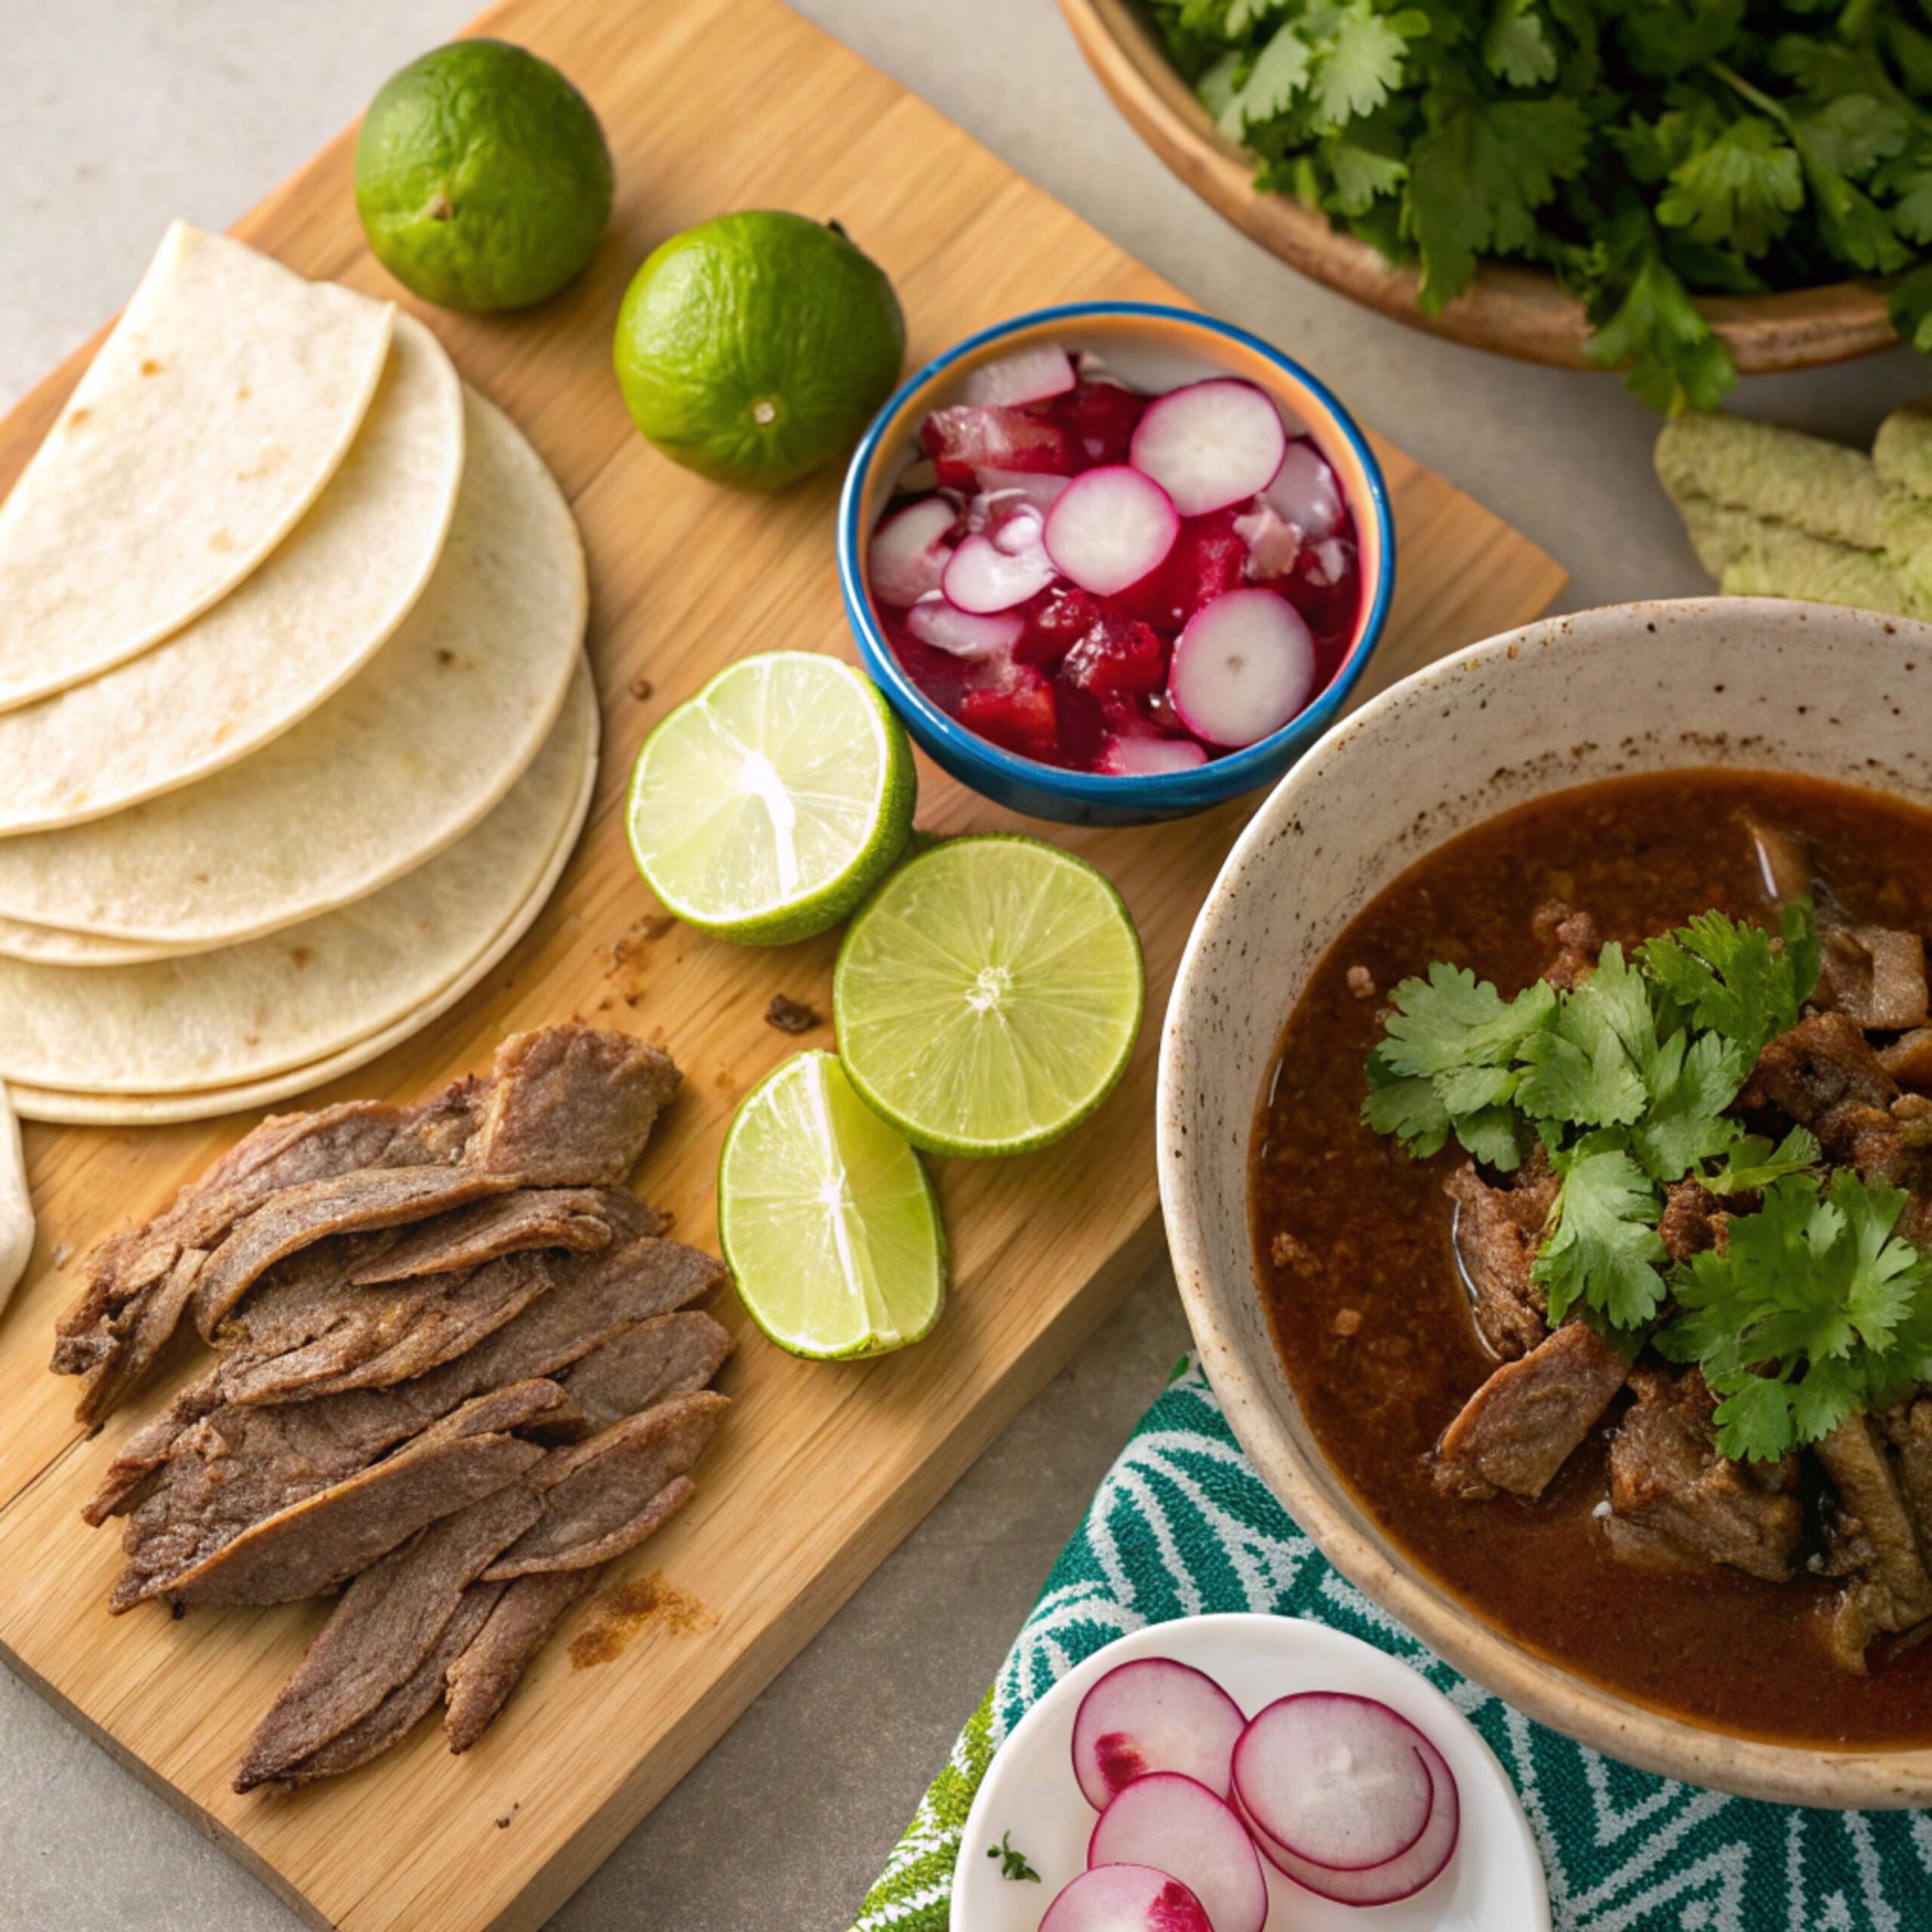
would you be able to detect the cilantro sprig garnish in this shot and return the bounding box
[1152,1,1932,411]
[1658,1172,1932,1460]
[1363,894,1932,1457]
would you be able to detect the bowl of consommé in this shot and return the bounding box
[1159,596,1932,1805]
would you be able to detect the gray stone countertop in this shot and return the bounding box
[0,2,1923,1928]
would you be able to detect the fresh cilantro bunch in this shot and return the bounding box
[1149,0,1932,411]
[1658,1171,1932,1459]
[1364,904,1822,1335]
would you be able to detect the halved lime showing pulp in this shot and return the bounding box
[626,651,915,945]
[832,835,1145,1157]
[718,1051,946,1358]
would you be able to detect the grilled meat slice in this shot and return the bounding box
[234,1482,540,1792]
[444,1570,599,1754]
[548,1311,733,1438]
[1435,1321,1629,1501]
[135,1381,558,1612]
[484,1391,728,1580]
[1607,1369,1803,1583]
[349,1187,622,1287]
[1445,1158,1555,1361]
[1818,1414,1932,1672]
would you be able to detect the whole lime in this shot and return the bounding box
[354,38,614,313]
[613,211,905,490]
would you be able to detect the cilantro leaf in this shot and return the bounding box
[1890,260,1932,355]
[1657,1171,1932,1460]
[1654,112,1804,257]
[1484,0,1557,88]
[1515,943,1654,1129]
[1703,1124,1821,1194]
[1215,23,1312,140]
[1533,1133,1670,1330]
[1581,204,1736,414]
[1630,1027,1752,1182]
[1309,0,1424,128]
[1635,900,1818,1057]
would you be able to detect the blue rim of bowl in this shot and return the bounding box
[836,299,1396,807]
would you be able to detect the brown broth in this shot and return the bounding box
[1250,768,1932,1748]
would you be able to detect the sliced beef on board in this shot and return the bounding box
[485,1390,728,1579]
[235,1483,543,1792]
[135,1380,561,1612]
[1445,1158,1555,1361]
[91,1236,724,1604]
[1434,1320,1630,1501]
[1605,1368,1803,1583]
[52,1025,681,1422]
[1817,1414,1932,1672]
[350,1187,623,1286]
[549,1310,732,1437]
[444,1569,598,1754]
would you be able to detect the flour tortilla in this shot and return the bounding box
[0,660,597,1097]
[0,383,583,944]
[0,1082,29,1313]
[0,312,463,835]
[0,223,395,712]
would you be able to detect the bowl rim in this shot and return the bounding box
[835,298,1396,808]
[1155,595,1932,1807]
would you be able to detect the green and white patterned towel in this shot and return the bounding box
[852,1362,1931,1932]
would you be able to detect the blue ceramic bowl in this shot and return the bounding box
[837,300,1395,826]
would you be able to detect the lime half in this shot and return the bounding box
[719,1051,946,1358]
[833,835,1145,1157]
[626,652,915,945]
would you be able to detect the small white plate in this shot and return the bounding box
[952,1613,1549,1932]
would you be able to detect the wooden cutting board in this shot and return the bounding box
[0,1,1565,1926]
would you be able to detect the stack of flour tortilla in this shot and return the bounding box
[0,222,598,1126]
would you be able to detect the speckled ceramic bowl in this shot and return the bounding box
[1158,597,1932,1806]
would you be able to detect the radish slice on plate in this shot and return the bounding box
[1089,1774,1269,1932]
[1232,1692,1435,1873]
[1043,466,1180,596]
[905,597,1023,659]
[1099,734,1208,777]
[1262,439,1343,540]
[1038,1864,1214,1932]
[1246,1732,1461,1906]
[1168,589,1315,748]
[962,343,1076,408]
[869,499,956,607]
[943,528,1057,614]
[1129,379,1289,518]
[1072,1656,1247,1807]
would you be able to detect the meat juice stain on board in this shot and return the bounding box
[569,1570,718,1669]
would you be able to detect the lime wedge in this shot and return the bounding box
[718,1051,946,1358]
[626,651,915,945]
[832,835,1145,1157]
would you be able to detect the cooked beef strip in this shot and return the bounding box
[144,1381,559,1612]
[234,1482,540,1792]
[444,1569,598,1755]
[1817,1414,1932,1671]
[1741,1014,1918,1184]
[57,1026,680,1420]
[271,1583,507,1789]
[1814,904,1930,1033]
[484,1391,728,1580]
[349,1188,620,1286]
[1433,1321,1629,1501]
[548,1311,733,1437]
[1881,1398,1932,1554]
[1445,1158,1555,1361]
[1598,1512,1715,1575]
[93,1234,721,1608]
[1606,1369,1803,1583]
[1880,1028,1932,1088]
[1657,1180,1728,1265]
[1532,901,1601,990]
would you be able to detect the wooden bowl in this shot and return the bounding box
[1157,598,1932,1805]
[1062,0,1897,374]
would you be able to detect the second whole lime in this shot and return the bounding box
[354,38,614,312]
[613,211,905,490]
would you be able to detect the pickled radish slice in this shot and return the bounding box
[1044,467,1180,596]
[943,530,1058,614]
[905,597,1023,659]
[1232,1693,1435,1873]
[869,499,955,607]
[1262,439,1343,540]
[1038,1865,1214,1932]
[1247,1732,1461,1906]
[1072,1657,1247,1808]
[1088,1775,1269,1932]
[962,343,1076,408]
[1100,734,1207,776]
[1129,379,1289,518]
[974,466,1070,517]
[1168,589,1315,747]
